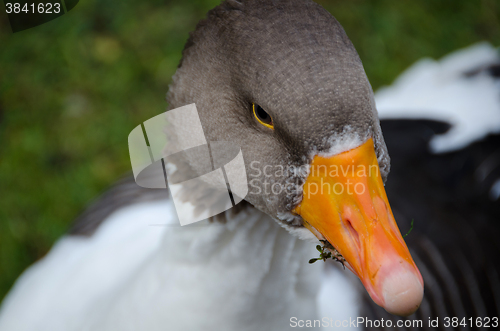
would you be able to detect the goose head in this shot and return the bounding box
[166,0,423,317]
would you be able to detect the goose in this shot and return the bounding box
[0,0,425,330]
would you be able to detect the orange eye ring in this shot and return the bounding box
[253,103,274,129]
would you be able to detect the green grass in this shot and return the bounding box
[0,0,499,302]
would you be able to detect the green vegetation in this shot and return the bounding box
[403,219,415,238]
[0,0,499,301]
[309,240,345,267]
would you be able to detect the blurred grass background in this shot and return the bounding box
[0,0,499,302]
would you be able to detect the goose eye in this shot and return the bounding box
[252,103,274,129]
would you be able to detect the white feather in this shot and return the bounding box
[375,42,500,152]
[0,199,360,330]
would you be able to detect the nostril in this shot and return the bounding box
[346,219,360,250]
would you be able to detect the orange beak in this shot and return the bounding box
[293,138,424,316]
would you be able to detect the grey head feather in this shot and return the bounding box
[69,0,390,237]
[166,0,390,229]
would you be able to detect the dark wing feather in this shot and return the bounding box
[362,119,500,330]
[68,175,169,236]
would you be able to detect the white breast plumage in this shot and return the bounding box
[0,198,360,331]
